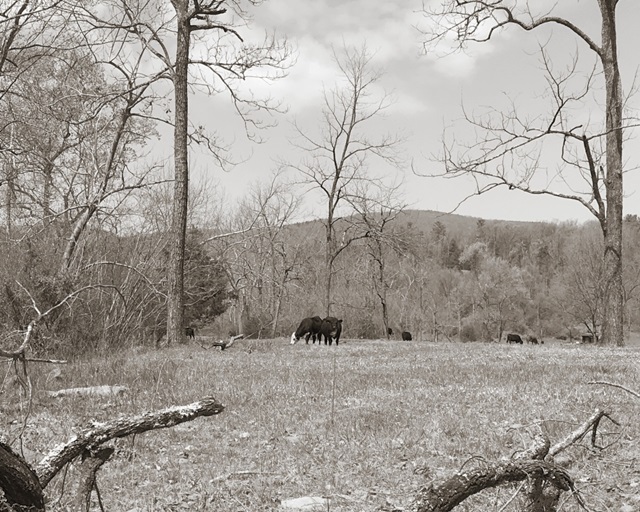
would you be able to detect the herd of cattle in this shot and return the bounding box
[290,316,343,345]
[290,317,413,345]
[506,333,543,344]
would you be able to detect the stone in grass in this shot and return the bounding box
[280,496,329,510]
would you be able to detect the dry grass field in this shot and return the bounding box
[2,338,639,511]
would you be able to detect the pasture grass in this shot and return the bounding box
[2,338,639,511]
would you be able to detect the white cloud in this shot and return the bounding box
[185,0,640,223]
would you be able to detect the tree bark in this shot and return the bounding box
[71,447,114,512]
[599,0,624,346]
[324,218,334,317]
[167,0,191,345]
[0,442,44,511]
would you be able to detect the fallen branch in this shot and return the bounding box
[36,396,225,488]
[48,386,128,398]
[413,409,613,512]
[514,430,549,461]
[549,408,618,456]
[195,334,244,351]
[588,380,640,399]
[71,447,114,512]
[22,358,67,365]
[413,459,576,512]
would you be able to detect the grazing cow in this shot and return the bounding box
[506,333,523,344]
[401,331,412,341]
[290,316,323,345]
[527,335,539,345]
[319,317,343,346]
[185,327,195,339]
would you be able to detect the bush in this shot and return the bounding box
[460,322,477,342]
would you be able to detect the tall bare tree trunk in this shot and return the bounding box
[600,0,624,347]
[324,220,334,317]
[167,2,190,345]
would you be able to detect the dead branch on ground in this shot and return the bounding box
[194,333,244,350]
[549,408,619,456]
[413,408,618,512]
[588,380,640,399]
[414,459,578,512]
[0,396,224,511]
[47,386,128,398]
[36,396,224,487]
[70,447,114,512]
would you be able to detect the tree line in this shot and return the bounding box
[206,208,640,345]
[3,196,639,354]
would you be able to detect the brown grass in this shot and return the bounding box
[2,338,640,511]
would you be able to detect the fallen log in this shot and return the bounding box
[413,459,574,512]
[413,408,615,512]
[36,395,225,487]
[48,386,128,398]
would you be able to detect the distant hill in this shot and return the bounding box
[285,208,581,239]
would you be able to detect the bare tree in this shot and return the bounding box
[160,0,291,344]
[290,44,402,316]
[420,1,631,345]
[213,171,302,337]
[1,0,78,235]
[73,0,292,344]
[350,181,406,338]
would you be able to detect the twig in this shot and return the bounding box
[497,481,526,512]
[588,380,640,398]
[549,409,612,456]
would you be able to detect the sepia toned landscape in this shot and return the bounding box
[2,1,639,511]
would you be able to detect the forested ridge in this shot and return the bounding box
[205,208,640,343]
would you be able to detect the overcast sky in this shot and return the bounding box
[185,0,640,224]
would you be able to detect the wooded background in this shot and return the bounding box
[3,201,640,354]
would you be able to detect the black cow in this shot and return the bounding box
[506,333,523,344]
[527,335,539,345]
[291,316,323,345]
[319,317,342,346]
[401,331,412,341]
[387,327,393,336]
[185,327,195,339]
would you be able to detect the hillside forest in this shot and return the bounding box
[200,207,640,345]
[3,187,640,355]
